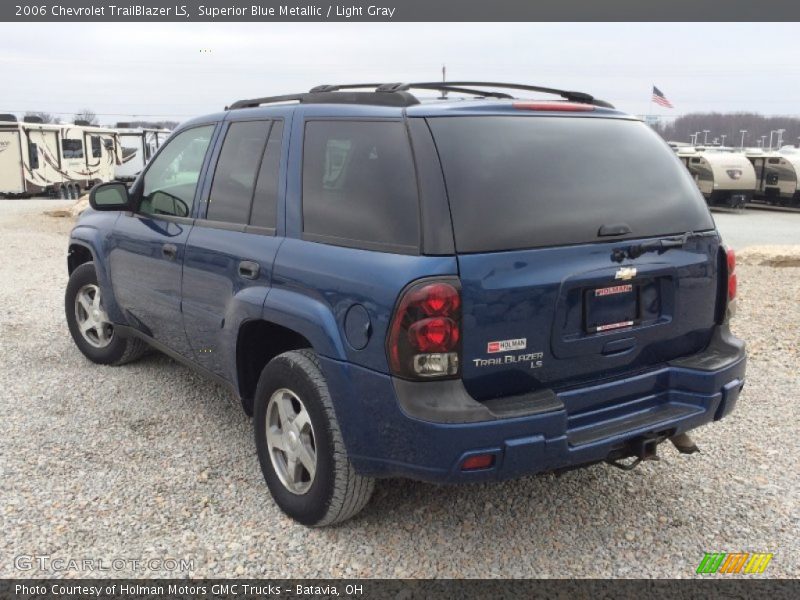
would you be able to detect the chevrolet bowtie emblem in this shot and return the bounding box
[615,267,637,280]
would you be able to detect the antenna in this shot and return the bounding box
[440,65,448,100]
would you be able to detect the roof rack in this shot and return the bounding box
[228,82,613,110]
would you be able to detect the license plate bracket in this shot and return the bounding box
[584,283,639,333]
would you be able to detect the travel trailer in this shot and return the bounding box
[114,124,171,181]
[0,115,122,198]
[676,147,757,208]
[746,147,800,207]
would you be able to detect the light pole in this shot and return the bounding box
[761,135,767,149]
[703,130,710,145]
[695,131,702,146]
[769,130,776,150]
[720,134,727,146]
[777,128,785,148]
[690,133,697,145]
[740,130,747,149]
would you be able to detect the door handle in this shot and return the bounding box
[162,243,178,260]
[238,260,260,280]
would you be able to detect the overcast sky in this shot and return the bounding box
[2,22,799,124]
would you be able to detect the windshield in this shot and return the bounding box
[428,116,714,253]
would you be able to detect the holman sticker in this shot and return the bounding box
[487,338,527,354]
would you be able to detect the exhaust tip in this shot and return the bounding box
[670,432,700,455]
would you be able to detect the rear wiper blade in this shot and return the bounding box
[613,232,698,262]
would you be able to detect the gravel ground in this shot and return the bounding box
[0,200,798,579]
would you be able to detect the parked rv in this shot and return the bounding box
[114,124,171,182]
[746,147,800,207]
[0,115,122,199]
[676,147,756,208]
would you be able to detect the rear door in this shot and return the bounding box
[427,115,721,400]
[181,117,287,378]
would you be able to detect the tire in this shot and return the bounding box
[253,349,375,526]
[65,262,148,365]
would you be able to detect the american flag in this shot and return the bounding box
[652,86,674,109]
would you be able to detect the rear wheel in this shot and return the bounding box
[65,262,148,365]
[253,349,374,526]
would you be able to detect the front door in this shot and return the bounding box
[108,124,216,357]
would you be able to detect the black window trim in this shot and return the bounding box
[130,122,220,220]
[195,117,283,235]
[299,117,421,256]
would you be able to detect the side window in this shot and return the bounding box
[28,141,39,170]
[61,139,84,159]
[302,120,419,250]
[250,120,283,229]
[91,136,102,158]
[206,120,271,224]
[140,125,214,218]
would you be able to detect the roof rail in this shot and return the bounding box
[228,82,613,110]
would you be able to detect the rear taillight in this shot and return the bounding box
[726,247,737,301]
[387,279,461,379]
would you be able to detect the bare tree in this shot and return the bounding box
[24,111,60,124]
[73,108,99,126]
[655,112,800,148]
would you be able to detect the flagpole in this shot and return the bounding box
[648,84,654,124]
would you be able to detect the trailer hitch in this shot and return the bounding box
[606,436,662,471]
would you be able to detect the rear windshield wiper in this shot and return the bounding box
[612,232,699,262]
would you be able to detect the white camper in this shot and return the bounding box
[0,115,122,198]
[746,147,800,208]
[114,124,171,181]
[676,147,757,208]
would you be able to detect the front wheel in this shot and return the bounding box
[65,262,148,365]
[254,350,375,526]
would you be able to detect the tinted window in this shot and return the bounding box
[302,120,419,250]
[140,125,214,218]
[207,121,271,224]
[61,139,83,159]
[91,136,102,158]
[428,117,715,253]
[250,120,283,229]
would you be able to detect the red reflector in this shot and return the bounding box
[461,454,495,471]
[513,101,594,112]
[728,273,737,300]
[726,248,736,275]
[726,247,737,300]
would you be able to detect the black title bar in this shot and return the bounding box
[4,0,800,22]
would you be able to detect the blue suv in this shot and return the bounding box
[65,82,746,526]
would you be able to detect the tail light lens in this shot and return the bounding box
[387,279,461,379]
[726,247,737,301]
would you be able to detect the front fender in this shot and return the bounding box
[69,211,125,323]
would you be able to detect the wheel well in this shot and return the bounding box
[68,244,93,274]
[237,320,312,415]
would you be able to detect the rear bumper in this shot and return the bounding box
[321,326,746,483]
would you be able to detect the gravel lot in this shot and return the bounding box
[1,200,798,579]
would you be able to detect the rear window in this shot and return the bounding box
[428,117,714,253]
[302,120,419,252]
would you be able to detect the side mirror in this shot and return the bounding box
[89,181,130,211]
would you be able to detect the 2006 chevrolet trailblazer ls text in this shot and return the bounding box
[65,82,746,526]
